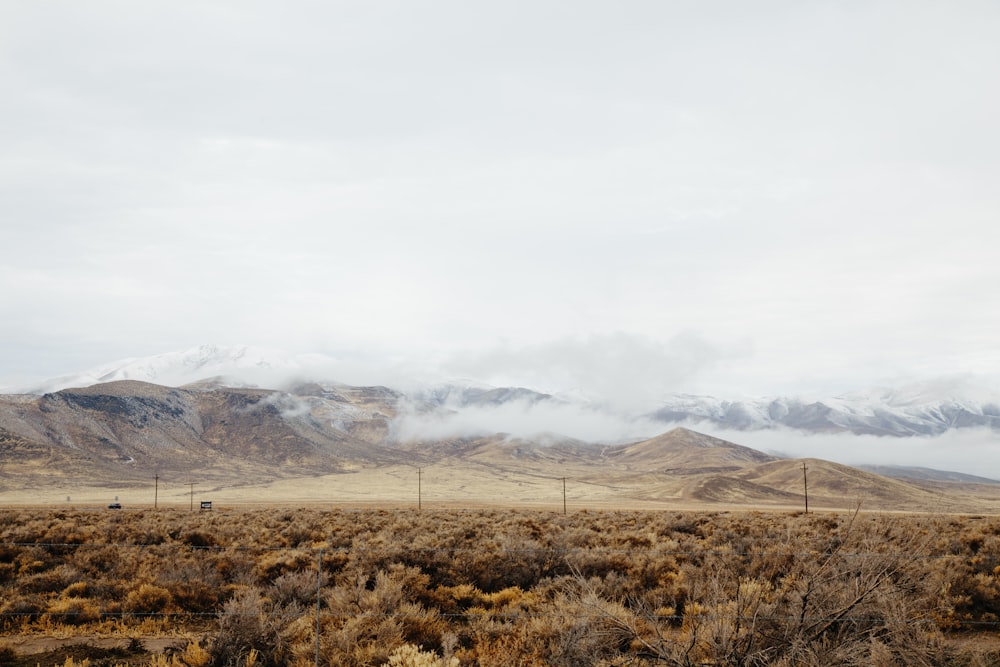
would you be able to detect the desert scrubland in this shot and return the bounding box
[2,507,1000,666]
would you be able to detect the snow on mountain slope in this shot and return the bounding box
[12,346,1000,438]
[414,383,557,409]
[648,378,1000,436]
[21,344,340,394]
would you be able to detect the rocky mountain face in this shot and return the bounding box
[0,380,403,488]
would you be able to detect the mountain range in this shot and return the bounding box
[0,379,992,513]
[13,344,1000,438]
[2,346,1000,512]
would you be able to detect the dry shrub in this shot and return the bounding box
[462,580,630,667]
[158,554,226,613]
[212,549,257,586]
[421,583,486,615]
[387,643,459,667]
[527,593,633,666]
[180,640,213,667]
[255,549,314,583]
[212,586,297,667]
[44,597,101,625]
[566,512,950,667]
[930,530,1000,628]
[18,564,80,594]
[4,507,1000,665]
[181,531,217,548]
[269,568,323,608]
[62,580,89,598]
[74,545,127,579]
[164,578,222,614]
[126,583,174,615]
[1,594,45,630]
[319,567,442,666]
[321,613,404,667]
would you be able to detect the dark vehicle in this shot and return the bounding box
[108,503,122,510]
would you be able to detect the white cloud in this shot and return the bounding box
[394,400,1000,480]
[1,1,999,400]
[440,332,747,411]
[392,397,663,444]
[702,427,1000,481]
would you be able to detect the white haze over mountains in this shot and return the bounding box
[21,344,342,396]
[2,2,1000,405]
[12,344,1000,480]
[718,428,1000,482]
[1,3,998,479]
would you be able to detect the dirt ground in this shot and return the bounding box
[1,635,190,655]
[0,636,194,667]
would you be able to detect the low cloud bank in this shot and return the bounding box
[439,332,747,412]
[392,398,664,444]
[705,427,1000,481]
[392,397,1000,480]
[260,391,314,419]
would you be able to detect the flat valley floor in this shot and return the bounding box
[4,461,1000,514]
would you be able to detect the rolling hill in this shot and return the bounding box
[1,378,998,512]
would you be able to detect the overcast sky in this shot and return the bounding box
[2,1,999,403]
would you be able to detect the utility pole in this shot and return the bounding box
[802,461,809,514]
[154,475,159,509]
[562,477,567,515]
[189,482,195,512]
[417,467,422,511]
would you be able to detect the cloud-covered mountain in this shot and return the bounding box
[647,386,1000,437]
[12,344,1000,440]
[2,376,993,512]
[17,344,340,395]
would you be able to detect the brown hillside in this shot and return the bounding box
[603,427,776,473]
[729,458,955,511]
[0,381,398,490]
[687,475,805,504]
[3,382,1000,512]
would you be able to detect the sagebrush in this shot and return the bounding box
[1,507,999,665]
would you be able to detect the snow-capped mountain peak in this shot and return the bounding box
[12,346,1000,438]
[21,344,338,394]
[647,378,1000,437]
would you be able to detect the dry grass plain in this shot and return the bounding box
[5,431,1000,665]
[0,460,669,509]
[4,458,1000,516]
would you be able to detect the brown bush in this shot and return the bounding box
[44,597,101,625]
[212,586,297,667]
[0,594,45,630]
[2,508,999,665]
[125,583,174,615]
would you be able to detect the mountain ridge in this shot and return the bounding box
[1,378,998,512]
[12,344,1000,439]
